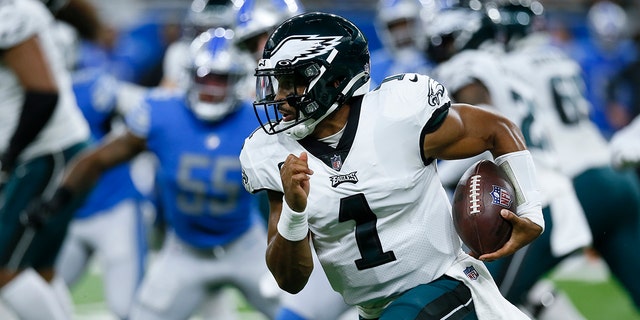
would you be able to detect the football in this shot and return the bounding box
[451,159,516,256]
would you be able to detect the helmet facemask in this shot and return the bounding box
[185,30,248,123]
[188,71,243,122]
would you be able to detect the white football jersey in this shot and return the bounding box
[433,49,555,168]
[434,48,592,256]
[241,73,462,308]
[0,0,89,161]
[505,35,610,178]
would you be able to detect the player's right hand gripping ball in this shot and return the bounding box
[452,160,516,256]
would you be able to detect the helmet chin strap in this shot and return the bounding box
[284,73,371,140]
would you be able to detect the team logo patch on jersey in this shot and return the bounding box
[329,171,358,187]
[427,78,446,107]
[490,185,512,208]
[464,266,479,280]
[331,154,342,171]
[205,134,221,149]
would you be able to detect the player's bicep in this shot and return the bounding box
[423,104,519,160]
[3,36,57,91]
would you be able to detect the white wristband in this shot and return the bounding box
[494,150,545,232]
[277,200,309,242]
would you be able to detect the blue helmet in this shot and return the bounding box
[185,29,251,122]
[234,0,303,58]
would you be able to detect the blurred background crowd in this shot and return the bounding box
[84,0,640,139]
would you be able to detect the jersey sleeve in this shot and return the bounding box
[240,130,285,194]
[0,0,51,49]
[433,50,502,95]
[374,73,452,132]
[125,98,152,139]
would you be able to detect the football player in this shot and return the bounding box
[424,3,593,319]
[22,30,280,319]
[160,0,240,89]
[235,3,358,320]
[369,0,435,86]
[50,1,150,318]
[496,0,640,312]
[240,11,543,319]
[0,0,91,318]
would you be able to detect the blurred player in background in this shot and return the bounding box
[22,29,280,319]
[427,0,640,316]
[496,0,640,313]
[424,3,591,318]
[368,0,436,86]
[50,1,150,318]
[157,1,246,317]
[0,0,91,318]
[160,0,240,89]
[234,0,303,62]
[570,0,637,138]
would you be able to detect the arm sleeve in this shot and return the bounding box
[2,91,59,169]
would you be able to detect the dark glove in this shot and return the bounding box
[0,154,13,192]
[20,187,73,230]
[20,200,54,230]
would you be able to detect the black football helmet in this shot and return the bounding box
[423,5,498,63]
[183,0,239,39]
[492,0,544,49]
[253,12,371,139]
[41,0,69,13]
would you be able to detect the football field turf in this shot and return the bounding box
[70,257,640,320]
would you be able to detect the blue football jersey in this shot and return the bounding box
[72,66,142,219]
[127,91,261,248]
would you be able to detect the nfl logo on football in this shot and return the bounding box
[490,185,512,208]
[464,266,479,280]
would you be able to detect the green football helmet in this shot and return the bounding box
[253,12,371,139]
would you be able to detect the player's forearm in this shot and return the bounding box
[266,235,313,294]
[60,151,107,195]
[62,133,143,196]
[3,91,59,170]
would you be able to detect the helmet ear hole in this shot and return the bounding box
[328,77,345,89]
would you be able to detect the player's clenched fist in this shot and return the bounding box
[280,152,314,213]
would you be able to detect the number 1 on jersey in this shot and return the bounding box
[339,193,396,270]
